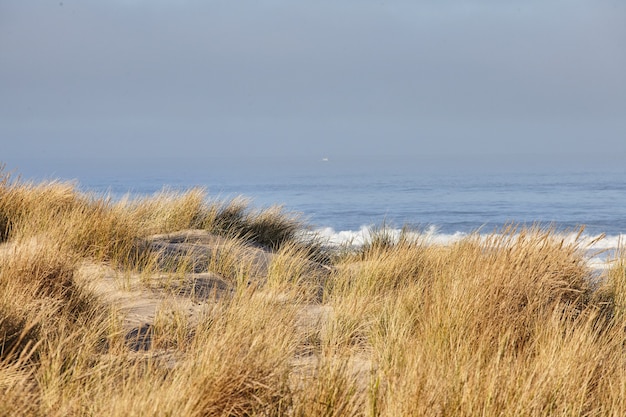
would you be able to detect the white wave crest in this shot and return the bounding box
[303,226,626,274]
[307,226,625,254]
[308,225,467,247]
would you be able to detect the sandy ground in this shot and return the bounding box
[1,230,612,348]
[5,228,607,381]
[72,230,331,353]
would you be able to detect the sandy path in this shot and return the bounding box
[74,230,330,351]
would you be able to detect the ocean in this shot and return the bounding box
[10,154,626,253]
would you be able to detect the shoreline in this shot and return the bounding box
[3,169,626,415]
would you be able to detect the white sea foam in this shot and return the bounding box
[311,226,623,251]
[583,234,625,253]
[307,226,625,272]
[307,227,626,279]
[311,226,626,274]
[309,225,467,247]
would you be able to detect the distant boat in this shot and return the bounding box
[322,157,329,162]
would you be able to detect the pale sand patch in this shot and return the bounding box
[75,262,227,350]
[146,229,274,277]
[74,230,330,350]
[2,231,368,379]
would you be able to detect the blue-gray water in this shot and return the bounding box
[12,155,626,242]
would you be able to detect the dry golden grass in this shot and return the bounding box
[5,166,626,416]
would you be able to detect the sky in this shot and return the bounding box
[1,0,626,171]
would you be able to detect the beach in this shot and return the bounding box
[3,171,626,415]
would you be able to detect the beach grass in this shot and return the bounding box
[3,166,626,415]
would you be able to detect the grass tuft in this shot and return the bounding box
[4,167,626,415]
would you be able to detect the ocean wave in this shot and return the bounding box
[309,225,467,247]
[307,225,625,256]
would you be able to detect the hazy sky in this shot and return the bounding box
[2,0,625,165]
